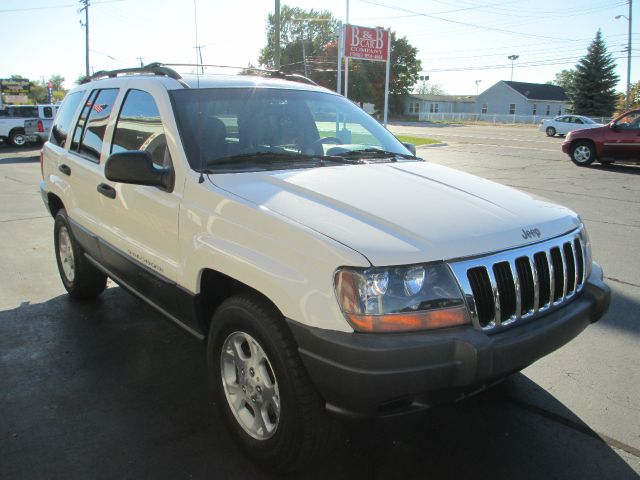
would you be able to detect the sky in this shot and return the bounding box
[1,0,637,96]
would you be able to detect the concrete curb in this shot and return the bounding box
[417,142,448,149]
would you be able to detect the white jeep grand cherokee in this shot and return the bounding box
[40,64,610,471]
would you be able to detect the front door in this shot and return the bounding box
[602,111,640,160]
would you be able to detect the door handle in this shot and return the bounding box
[58,164,71,176]
[97,183,116,199]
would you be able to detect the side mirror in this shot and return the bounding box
[610,123,621,131]
[105,151,173,190]
[402,142,417,156]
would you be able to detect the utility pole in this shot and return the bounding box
[475,79,481,95]
[274,0,281,69]
[508,54,519,81]
[79,0,90,77]
[616,1,633,108]
[194,46,205,73]
[137,57,145,68]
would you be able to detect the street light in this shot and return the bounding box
[475,79,481,94]
[419,75,429,93]
[616,2,633,109]
[508,55,519,81]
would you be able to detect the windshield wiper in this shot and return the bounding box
[329,148,417,161]
[199,151,360,172]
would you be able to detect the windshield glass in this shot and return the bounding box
[170,88,413,172]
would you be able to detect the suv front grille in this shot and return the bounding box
[448,229,589,332]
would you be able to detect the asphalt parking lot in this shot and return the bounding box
[1,127,639,479]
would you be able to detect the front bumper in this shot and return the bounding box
[561,141,571,154]
[288,264,610,418]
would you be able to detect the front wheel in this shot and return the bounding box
[546,126,556,137]
[207,293,338,473]
[54,209,107,299]
[570,141,596,166]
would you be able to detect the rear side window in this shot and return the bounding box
[111,89,169,168]
[72,88,119,161]
[51,92,84,148]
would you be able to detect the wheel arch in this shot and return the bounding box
[197,268,284,336]
[47,192,65,218]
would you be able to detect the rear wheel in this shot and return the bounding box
[545,126,556,137]
[54,209,107,299]
[9,130,27,147]
[570,141,596,166]
[207,293,338,473]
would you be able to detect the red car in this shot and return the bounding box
[562,109,640,166]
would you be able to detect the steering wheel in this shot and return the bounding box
[305,136,342,155]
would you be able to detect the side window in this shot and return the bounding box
[111,89,169,168]
[43,106,53,118]
[575,117,584,124]
[50,91,84,148]
[74,88,119,162]
[71,90,98,153]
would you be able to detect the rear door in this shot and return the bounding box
[61,88,121,258]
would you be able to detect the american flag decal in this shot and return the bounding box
[93,103,106,113]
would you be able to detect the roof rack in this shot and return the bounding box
[79,63,183,84]
[80,62,318,87]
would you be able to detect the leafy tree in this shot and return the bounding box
[615,80,640,114]
[259,5,339,71]
[549,69,576,96]
[571,30,619,117]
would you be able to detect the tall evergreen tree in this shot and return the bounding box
[572,30,619,117]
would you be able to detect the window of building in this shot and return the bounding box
[481,103,488,114]
[509,103,516,114]
[558,107,562,115]
[112,89,169,168]
[546,105,551,115]
[408,103,414,113]
[430,103,439,113]
[72,88,119,162]
[50,91,84,148]
[532,104,537,115]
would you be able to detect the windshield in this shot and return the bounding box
[170,87,414,172]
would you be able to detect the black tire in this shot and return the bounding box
[9,129,27,147]
[207,293,339,473]
[545,126,556,137]
[54,208,107,299]
[570,141,596,166]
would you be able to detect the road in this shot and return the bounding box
[1,129,639,478]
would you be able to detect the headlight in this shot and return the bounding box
[334,263,470,332]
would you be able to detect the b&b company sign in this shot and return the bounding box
[344,25,389,62]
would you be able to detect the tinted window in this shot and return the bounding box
[43,106,53,118]
[8,106,38,118]
[51,92,84,148]
[77,88,119,161]
[71,90,98,152]
[112,90,169,167]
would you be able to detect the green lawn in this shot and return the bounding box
[395,135,441,146]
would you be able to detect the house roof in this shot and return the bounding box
[503,81,569,101]
[408,94,477,103]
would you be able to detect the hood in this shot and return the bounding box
[210,161,580,266]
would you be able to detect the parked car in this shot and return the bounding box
[40,64,610,472]
[539,115,603,137]
[0,104,59,146]
[562,109,640,166]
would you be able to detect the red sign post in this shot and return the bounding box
[344,25,389,62]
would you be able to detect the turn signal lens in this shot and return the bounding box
[346,306,470,333]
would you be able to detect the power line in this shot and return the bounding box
[0,0,122,13]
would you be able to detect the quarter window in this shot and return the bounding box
[50,91,83,148]
[43,106,53,118]
[111,89,169,168]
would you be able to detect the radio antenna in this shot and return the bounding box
[193,0,204,182]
